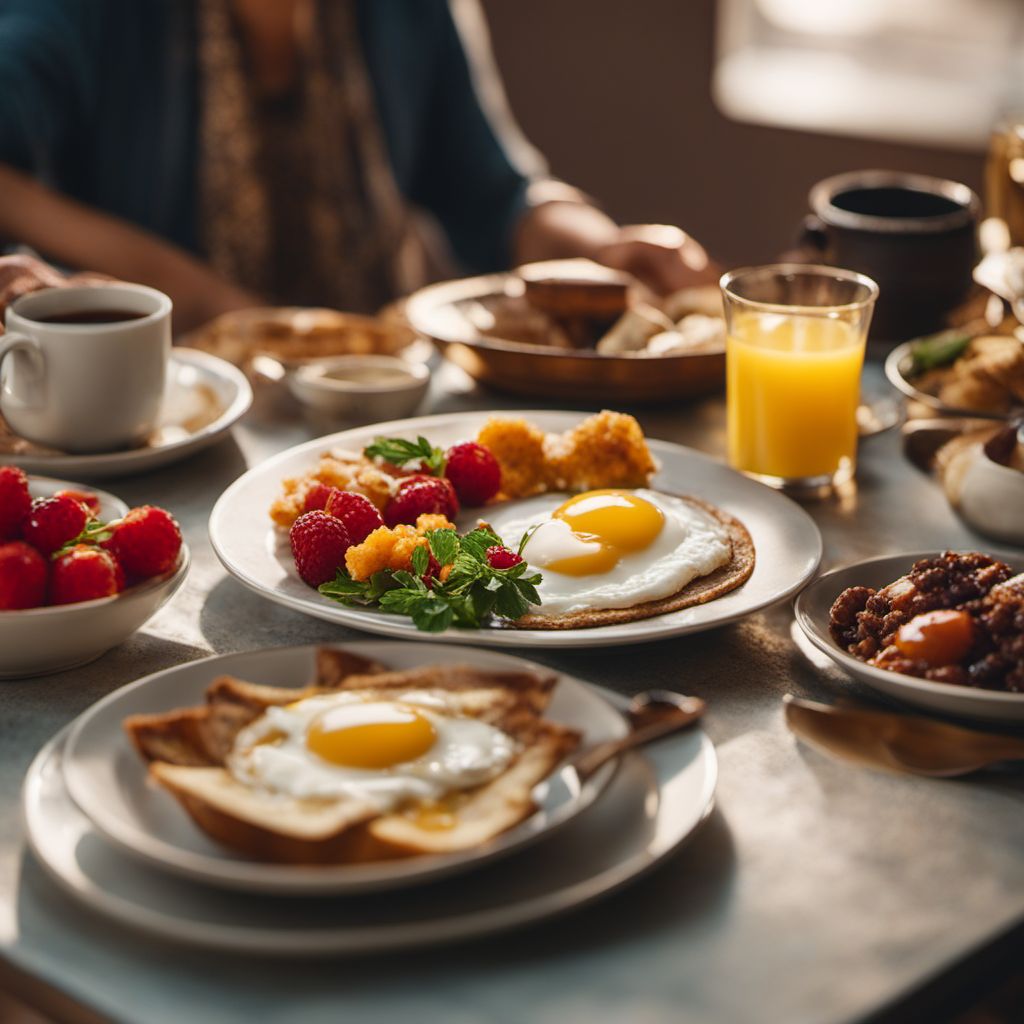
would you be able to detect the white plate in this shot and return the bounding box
[795,551,1024,722]
[6,349,252,480]
[25,701,715,954]
[209,410,823,647]
[0,476,189,678]
[62,643,627,896]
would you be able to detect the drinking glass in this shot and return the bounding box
[721,264,878,495]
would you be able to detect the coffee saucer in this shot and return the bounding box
[1,349,252,480]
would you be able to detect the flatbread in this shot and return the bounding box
[511,496,755,630]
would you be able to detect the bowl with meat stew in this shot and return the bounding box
[795,550,1024,722]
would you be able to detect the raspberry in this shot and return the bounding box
[303,482,333,513]
[0,466,32,540]
[103,506,182,580]
[486,545,523,570]
[324,490,384,544]
[50,544,123,605]
[290,511,351,587]
[0,541,47,609]
[445,442,501,506]
[22,495,88,555]
[383,476,460,527]
[54,488,100,515]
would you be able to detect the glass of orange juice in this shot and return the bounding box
[721,264,878,495]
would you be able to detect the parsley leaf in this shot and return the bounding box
[411,598,455,633]
[316,523,543,633]
[460,525,502,561]
[426,527,459,566]
[363,435,446,475]
[411,545,429,576]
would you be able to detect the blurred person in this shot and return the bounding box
[0,0,715,332]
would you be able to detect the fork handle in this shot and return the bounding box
[570,699,705,782]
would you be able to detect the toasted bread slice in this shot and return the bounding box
[512,496,755,630]
[125,652,580,864]
[367,722,579,855]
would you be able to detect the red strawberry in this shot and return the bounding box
[50,544,123,605]
[55,488,101,515]
[383,476,460,527]
[324,490,384,545]
[444,442,501,506]
[302,482,334,513]
[0,541,47,609]
[22,495,88,555]
[290,511,351,587]
[486,545,523,570]
[103,506,182,580]
[0,466,32,540]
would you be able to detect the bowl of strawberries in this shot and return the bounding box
[0,466,189,677]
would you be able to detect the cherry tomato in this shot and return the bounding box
[894,609,974,667]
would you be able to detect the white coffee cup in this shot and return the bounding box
[1,283,171,453]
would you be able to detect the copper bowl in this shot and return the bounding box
[403,272,724,405]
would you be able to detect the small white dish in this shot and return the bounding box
[286,355,429,421]
[26,696,715,954]
[62,642,625,896]
[4,348,252,480]
[209,410,823,649]
[795,551,1024,722]
[944,429,1024,545]
[0,475,189,678]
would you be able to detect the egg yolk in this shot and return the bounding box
[306,702,437,769]
[544,490,664,576]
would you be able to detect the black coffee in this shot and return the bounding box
[832,186,963,220]
[35,309,147,324]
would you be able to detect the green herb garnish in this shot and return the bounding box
[318,525,542,633]
[363,435,446,475]
[909,329,972,375]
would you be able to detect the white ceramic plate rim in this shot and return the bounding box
[795,550,1024,706]
[24,707,716,954]
[209,410,823,648]
[5,348,253,472]
[61,642,628,895]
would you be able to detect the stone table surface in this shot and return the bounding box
[1,361,1022,1024]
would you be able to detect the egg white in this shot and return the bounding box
[227,691,516,809]
[489,488,732,615]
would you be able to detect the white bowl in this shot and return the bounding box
[949,439,1024,546]
[286,355,429,421]
[0,476,190,678]
[794,551,1024,722]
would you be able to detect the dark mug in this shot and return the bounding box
[802,170,980,342]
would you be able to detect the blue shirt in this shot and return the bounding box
[0,0,534,275]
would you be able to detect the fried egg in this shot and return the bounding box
[227,690,516,808]
[490,488,731,615]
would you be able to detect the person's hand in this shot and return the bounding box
[594,224,721,295]
[0,254,111,333]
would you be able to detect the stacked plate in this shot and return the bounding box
[24,642,718,954]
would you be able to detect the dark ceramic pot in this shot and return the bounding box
[804,170,980,343]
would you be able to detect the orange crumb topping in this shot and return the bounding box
[345,515,454,581]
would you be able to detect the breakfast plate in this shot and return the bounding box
[795,551,1024,722]
[26,694,715,953]
[2,348,252,480]
[0,475,189,677]
[209,411,823,648]
[62,643,628,895]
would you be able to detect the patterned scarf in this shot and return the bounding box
[196,0,423,311]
